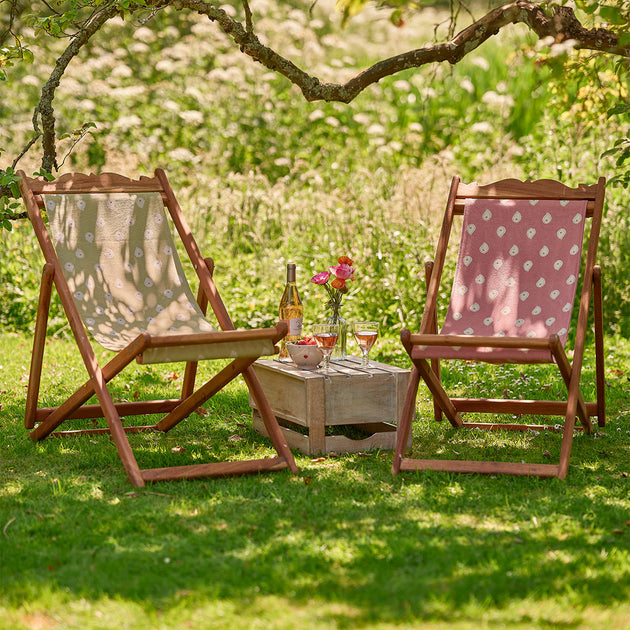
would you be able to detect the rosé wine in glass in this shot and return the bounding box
[352,321,379,367]
[311,323,339,373]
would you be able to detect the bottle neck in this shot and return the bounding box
[286,263,296,283]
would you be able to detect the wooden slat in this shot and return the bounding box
[144,326,285,349]
[140,457,289,482]
[35,399,180,422]
[410,333,554,350]
[399,458,560,478]
[21,171,164,194]
[451,398,599,415]
[593,265,606,427]
[460,422,583,432]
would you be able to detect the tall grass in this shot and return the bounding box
[0,0,628,337]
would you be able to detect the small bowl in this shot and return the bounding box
[287,343,323,370]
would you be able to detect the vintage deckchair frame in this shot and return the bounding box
[18,168,298,487]
[392,176,606,480]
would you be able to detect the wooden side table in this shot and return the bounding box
[249,356,413,455]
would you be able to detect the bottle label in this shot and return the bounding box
[288,317,303,336]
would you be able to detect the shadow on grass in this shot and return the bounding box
[2,427,630,626]
[2,337,629,626]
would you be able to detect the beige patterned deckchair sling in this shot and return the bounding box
[18,169,297,486]
[392,176,607,479]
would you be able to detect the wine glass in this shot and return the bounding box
[353,321,379,367]
[311,323,339,373]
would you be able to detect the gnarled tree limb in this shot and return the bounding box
[172,0,629,102]
[4,0,629,197]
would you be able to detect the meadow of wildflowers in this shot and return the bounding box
[1,0,627,336]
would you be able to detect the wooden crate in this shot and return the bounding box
[250,356,412,455]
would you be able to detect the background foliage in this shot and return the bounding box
[0,0,628,337]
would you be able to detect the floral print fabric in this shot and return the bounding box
[43,192,216,351]
[418,197,587,363]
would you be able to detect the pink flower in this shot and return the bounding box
[330,262,354,281]
[311,271,331,285]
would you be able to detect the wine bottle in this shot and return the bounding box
[278,263,303,360]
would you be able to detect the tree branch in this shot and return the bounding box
[34,2,136,172]
[169,0,629,103]
[6,0,629,198]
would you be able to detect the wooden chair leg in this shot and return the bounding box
[551,339,592,433]
[182,259,213,400]
[25,264,55,429]
[416,359,464,428]
[593,266,606,427]
[558,406,577,480]
[392,365,420,474]
[243,366,298,473]
[424,262,443,423]
[157,357,255,432]
[30,334,147,440]
[90,367,145,487]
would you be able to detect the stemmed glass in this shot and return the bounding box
[311,323,339,373]
[353,321,379,367]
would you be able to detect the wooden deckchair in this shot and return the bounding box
[18,169,298,486]
[392,176,606,479]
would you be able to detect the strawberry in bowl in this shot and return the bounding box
[287,338,323,370]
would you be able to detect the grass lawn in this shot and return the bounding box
[1,331,629,629]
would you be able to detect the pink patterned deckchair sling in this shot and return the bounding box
[18,169,298,487]
[392,176,606,479]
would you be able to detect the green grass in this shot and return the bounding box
[1,332,630,629]
[2,1,630,627]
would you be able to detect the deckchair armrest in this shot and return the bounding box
[145,323,288,349]
[405,332,558,351]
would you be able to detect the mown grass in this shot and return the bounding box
[1,0,630,627]
[1,331,629,629]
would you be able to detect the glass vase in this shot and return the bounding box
[326,312,347,359]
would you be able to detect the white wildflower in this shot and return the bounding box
[155,59,178,73]
[460,78,475,94]
[353,113,371,125]
[116,114,142,131]
[109,85,148,99]
[471,56,490,71]
[129,42,150,55]
[550,39,579,57]
[76,99,96,111]
[367,123,386,136]
[470,122,494,134]
[134,27,156,43]
[220,4,237,17]
[309,109,325,121]
[179,110,205,125]
[288,9,306,24]
[169,148,196,162]
[393,80,411,92]
[481,91,514,111]
[111,64,133,78]
[324,116,340,127]
[162,100,181,113]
